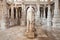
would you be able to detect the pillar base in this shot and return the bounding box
[25,31,35,39]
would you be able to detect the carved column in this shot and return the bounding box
[10,6,14,26]
[25,6,36,39]
[43,5,46,19]
[1,0,9,30]
[36,4,41,25]
[11,7,14,19]
[47,1,52,31]
[15,7,18,25]
[8,7,10,19]
[21,4,26,26]
[53,0,60,28]
[43,4,47,26]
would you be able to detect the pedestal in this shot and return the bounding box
[25,31,35,39]
[25,23,36,39]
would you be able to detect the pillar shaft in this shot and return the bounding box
[25,5,35,38]
[36,4,41,25]
[54,0,59,17]
[42,4,47,26]
[10,6,15,26]
[37,5,40,18]
[1,0,9,30]
[15,8,18,25]
[47,4,52,26]
[47,4,52,31]
[16,8,18,19]
[7,8,10,18]
[47,5,51,18]
[43,5,46,18]
[53,0,60,28]
[11,7,14,19]
[21,4,26,26]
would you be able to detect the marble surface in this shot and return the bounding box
[0,26,58,40]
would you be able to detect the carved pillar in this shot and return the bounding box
[8,8,10,19]
[10,6,14,26]
[36,4,41,25]
[43,6,46,19]
[1,0,9,30]
[52,0,60,40]
[11,7,14,19]
[15,7,18,25]
[47,3,52,31]
[21,4,26,26]
[53,0,60,28]
[25,6,36,39]
[43,4,47,26]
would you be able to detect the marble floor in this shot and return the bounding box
[0,26,58,40]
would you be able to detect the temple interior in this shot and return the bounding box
[0,0,60,40]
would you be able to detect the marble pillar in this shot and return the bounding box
[8,8,10,26]
[43,6,46,19]
[1,0,9,30]
[52,0,60,40]
[52,0,60,29]
[21,4,26,26]
[10,7,14,26]
[43,5,47,26]
[11,7,14,19]
[47,4,52,31]
[15,8,18,25]
[25,6,36,39]
[8,8,10,19]
[36,4,41,25]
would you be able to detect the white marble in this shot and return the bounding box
[52,0,60,28]
[36,5,41,25]
[43,5,47,26]
[1,0,9,30]
[47,4,52,31]
[27,5,35,32]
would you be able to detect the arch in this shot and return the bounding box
[26,5,36,12]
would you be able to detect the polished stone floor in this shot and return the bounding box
[0,26,58,40]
